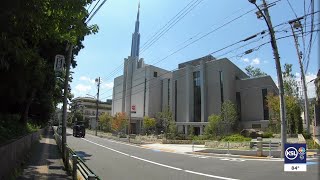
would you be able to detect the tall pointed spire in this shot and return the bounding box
[130,1,140,58]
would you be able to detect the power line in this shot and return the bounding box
[99,0,281,86]
[285,0,298,18]
[100,0,203,82]
[140,0,198,50]
[100,2,252,85]
[140,0,204,54]
[304,0,315,73]
[106,30,318,102]
[97,10,320,97]
[88,0,102,18]
[99,29,278,100]
[86,0,109,24]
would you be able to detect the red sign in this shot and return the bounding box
[131,105,136,111]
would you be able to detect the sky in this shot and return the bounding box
[69,0,319,103]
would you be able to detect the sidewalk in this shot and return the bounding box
[17,127,71,180]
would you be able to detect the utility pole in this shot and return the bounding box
[95,77,100,136]
[248,0,287,158]
[289,17,310,134]
[62,43,73,167]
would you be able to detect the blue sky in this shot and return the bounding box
[70,0,319,102]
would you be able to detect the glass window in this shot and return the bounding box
[236,92,241,121]
[168,79,170,108]
[262,88,269,120]
[175,80,177,121]
[154,71,157,77]
[219,71,224,106]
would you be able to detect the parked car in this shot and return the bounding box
[73,124,85,138]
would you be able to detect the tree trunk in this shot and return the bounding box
[20,89,36,124]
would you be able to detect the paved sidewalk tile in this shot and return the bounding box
[17,128,71,180]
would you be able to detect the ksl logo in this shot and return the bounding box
[285,147,298,160]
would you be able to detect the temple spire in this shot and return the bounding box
[130,2,140,58]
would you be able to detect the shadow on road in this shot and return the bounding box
[75,151,92,161]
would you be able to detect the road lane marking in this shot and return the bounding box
[80,131,292,162]
[82,138,239,180]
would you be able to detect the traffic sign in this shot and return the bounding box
[131,105,136,113]
[284,143,307,172]
[54,55,65,72]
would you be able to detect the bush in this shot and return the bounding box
[221,134,251,142]
[306,139,320,149]
[262,132,274,138]
[302,131,312,139]
[0,114,40,144]
[192,135,209,141]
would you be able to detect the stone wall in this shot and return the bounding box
[205,141,251,149]
[0,128,46,179]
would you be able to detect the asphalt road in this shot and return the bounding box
[66,129,319,180]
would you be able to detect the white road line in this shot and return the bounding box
[184,170,238,180]
[77,131,287,162]
[82,138,239,180]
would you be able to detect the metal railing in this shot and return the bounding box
[53,127,100,180]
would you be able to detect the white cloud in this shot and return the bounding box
[241,57,261,66]
[79,76,95,84]
[101,82,114,89]
[242,58,249,62]
[295,73,316,98]
[250,58,260,65]
[263,60,268,64]
[75,84,92,92]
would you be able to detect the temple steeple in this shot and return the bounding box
[130,2,140,58]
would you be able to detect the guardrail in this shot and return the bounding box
[53,127,100,180]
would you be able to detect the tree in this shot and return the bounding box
[0,0,98,125]
[221,100,238,133]
[267,93,303,134]
[111,112,128,132]
[155,108,178,138]
[283,63,299,97]
[204,114,223,138]
[99,112,112,132]
[204,101,238,138]
[245,65,267,78]
[143,116,156,135]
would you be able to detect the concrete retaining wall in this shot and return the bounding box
[0,128,46,179]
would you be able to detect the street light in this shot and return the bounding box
[248,0,287,158]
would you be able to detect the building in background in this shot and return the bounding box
[171,56,278,135]
[112,4,172,134]
[70,97,112,129]
[112,4,278,135]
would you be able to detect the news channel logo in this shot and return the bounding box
[284,144,306,163]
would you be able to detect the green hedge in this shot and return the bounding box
[306,139,320,149]
[221,134,251,142]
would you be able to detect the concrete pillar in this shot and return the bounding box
[256,137,263,157]
[200,60,207,122]
[200,126,203,135]
[125,58,134,115]
[185,65,192,122]
[122,58,128,112]
[184,125,188,136]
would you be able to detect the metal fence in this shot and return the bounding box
[53,128,100,180]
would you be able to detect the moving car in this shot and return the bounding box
[73,122,85,138]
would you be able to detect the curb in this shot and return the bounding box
[189,152,277,159]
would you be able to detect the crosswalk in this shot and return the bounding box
[188,154,246,162]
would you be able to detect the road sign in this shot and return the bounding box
[54,55,65,72]
[131,105,136,113]
[284,143,307,172]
